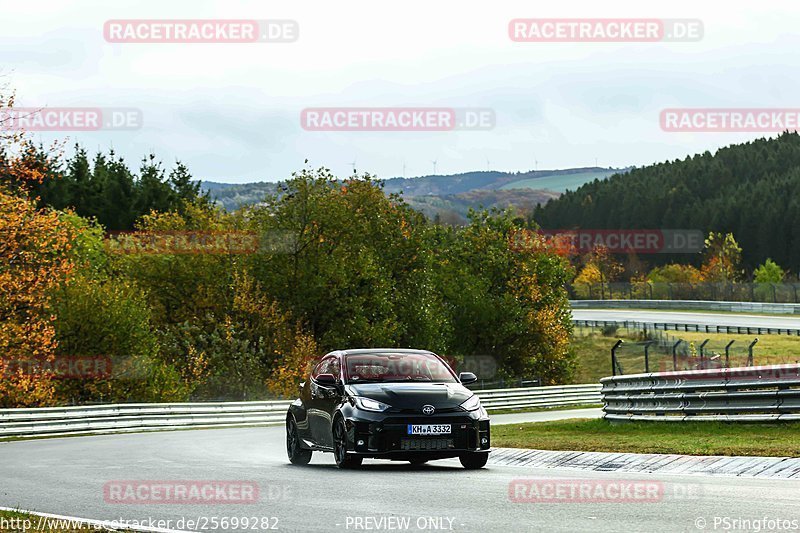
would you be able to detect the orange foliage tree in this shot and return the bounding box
[0,188,76,406]
[0,87,76,407]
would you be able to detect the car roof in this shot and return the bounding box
[334,348,438,357]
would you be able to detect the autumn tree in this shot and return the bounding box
[0,87,77,407]
[0,186,76,406]
[701,232,743,282]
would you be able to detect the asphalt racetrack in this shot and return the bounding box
[2,411,800,533]
[572,309,800,330]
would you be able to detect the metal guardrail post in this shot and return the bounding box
[748,338,759,366]
[699,339,710,370]
[725,340,735,368]
[643,341,654,373]
[672,340,682,371]
[611,339,623,376]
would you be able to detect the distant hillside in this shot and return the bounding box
[200,166,627,219]
[534,132,800,270]
[200,181,278,211]
[407,188,561,225]
[499,169,622,192]
[381,167,625,196]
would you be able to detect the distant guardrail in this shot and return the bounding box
[569,282,800,304]
[574,319,800,336]
[476,384,601,411]
[0,401,290,439]
[571,299,800,315]
[601,364,800,422]
[0,385,602,439]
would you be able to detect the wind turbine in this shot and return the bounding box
[402,159,407,178]
[349,159,357,174]
[486,157,491,172]
[431,160,438,175]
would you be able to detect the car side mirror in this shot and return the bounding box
[316,373,337,386]
[459,372,477,385]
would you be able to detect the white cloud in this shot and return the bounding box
[3,0,799,181]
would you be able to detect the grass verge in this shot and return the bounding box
[488,404,602,415]
[570,329,800,384]
[492,418,800,457]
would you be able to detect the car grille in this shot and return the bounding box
[400,438,455,451]
[395,407,462,415]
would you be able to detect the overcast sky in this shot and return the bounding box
[3,0,799,183]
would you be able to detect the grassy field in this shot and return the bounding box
[499,169,619,192]
[0,510,98,532]
[492,418,800,457]
[488,404,602,415]
[570,326,800,384]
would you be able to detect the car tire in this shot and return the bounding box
[333,418,362,469]
[459,452,488,470]
[286,417,312,465]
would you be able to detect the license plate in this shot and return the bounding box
[407,424,451,435]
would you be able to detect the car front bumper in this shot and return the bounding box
[344,409,490,459]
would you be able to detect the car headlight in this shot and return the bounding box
[460,395,481,411]
[354,397,391,412]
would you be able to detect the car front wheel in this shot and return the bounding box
[459,452,488,470]
[286,417,312,465]
[333,418,363,469]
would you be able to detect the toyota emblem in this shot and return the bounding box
[422,405,435,416]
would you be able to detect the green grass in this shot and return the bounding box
[500,170,618,192]
[492,418,800,457]
[570,328,800,384]
[0,510,97,532]
[488,404,602,415]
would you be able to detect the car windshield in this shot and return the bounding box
[344,353,457,383]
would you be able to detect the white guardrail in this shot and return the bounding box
[570,299,800,315]
[0,384,602,439]
[601,364,800,422]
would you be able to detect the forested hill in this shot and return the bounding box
[203,167,625,215]
[533,132,800,270]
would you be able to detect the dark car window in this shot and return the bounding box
[312,355,340,381]
[328,357,341,380]
[344,352,457,383]
[311,357,329,380]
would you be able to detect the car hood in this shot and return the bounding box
[345,382,473,410]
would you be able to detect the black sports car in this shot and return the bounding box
[286,349,491,469]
